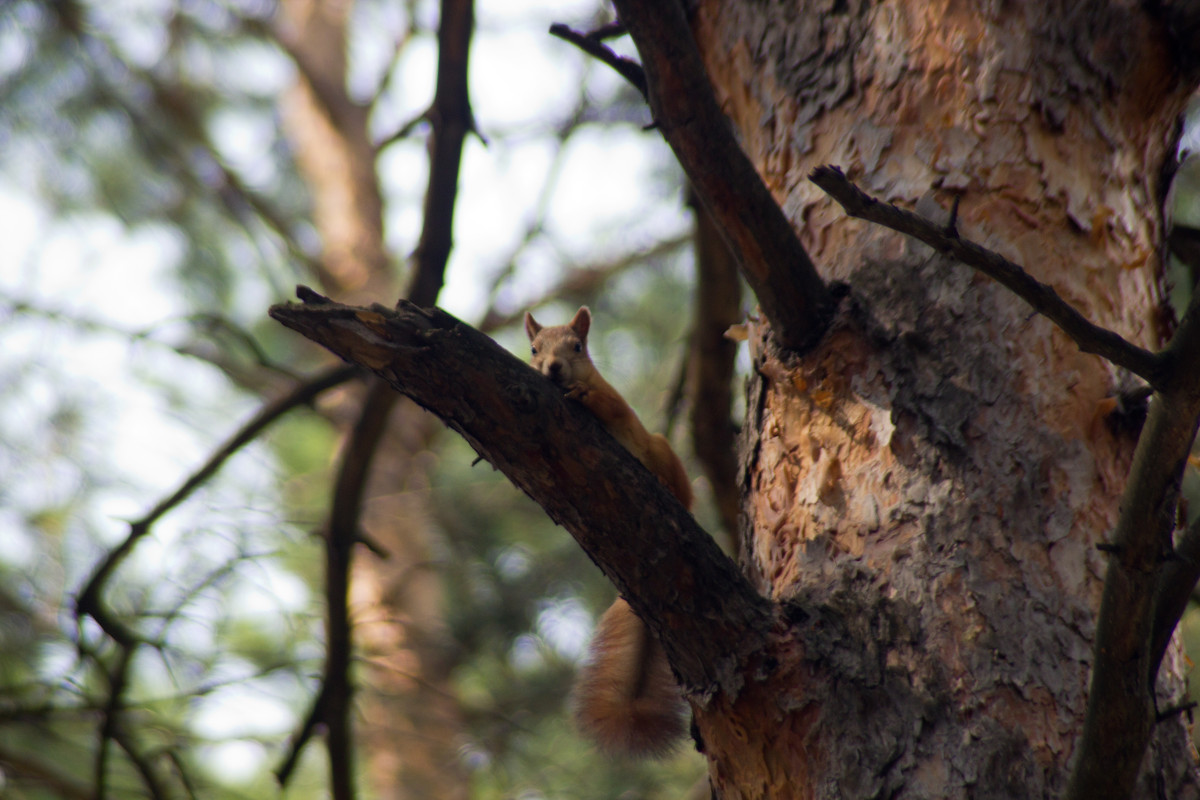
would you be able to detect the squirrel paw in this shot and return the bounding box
[565,382,590,401]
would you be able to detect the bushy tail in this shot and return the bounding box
[572,598,687,757]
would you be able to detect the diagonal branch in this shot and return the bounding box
[810,165,1168,388]
[75,364,360,646]
[562,3,833,353]
[1066,281,1200,800]
[275,682,328,787]
[1151,510,1200,678]
[268,292,773,695]
[548,23,647,99]
[276,0,479,793]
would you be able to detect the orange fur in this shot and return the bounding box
[525,306,692,756]
[571,599,687,757]
[525,307,695,509]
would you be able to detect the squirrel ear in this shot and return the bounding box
[569,306,591,342]
[524,311,542,341]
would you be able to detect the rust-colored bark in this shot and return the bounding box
[686,0,1199,797]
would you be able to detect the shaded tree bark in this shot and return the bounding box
[271,1,1200,799]
[268,296,775,693]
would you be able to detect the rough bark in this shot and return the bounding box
[685,0,1199,797]
[607,0,834,353]
[268,296,776,693]
[268,0,1200,797]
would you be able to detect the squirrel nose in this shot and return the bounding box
[548,361,562,378]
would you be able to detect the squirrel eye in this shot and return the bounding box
[530,346,537,355]
[573,342,582,353]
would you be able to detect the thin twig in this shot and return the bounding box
[93,647,133,800]
[587,20,627,41]
[75,365,360,644]
[810,165,1168,388]
[111,722,172,800]
[375,109,428,151]
[548,23,647,99]
[1156,700,1198,723]
[276,681,327,786]
[945,193,962,236]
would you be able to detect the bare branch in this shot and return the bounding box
[582,2,834,353]
[93,647,133,800]
[111,720,173,800]
[74,365,360,645]
[268,292,774,693]
[810,165,1168,388]
[280,0,480,791]
[688,196,743,549]
[407,0,479,307]
[276,680,328,787]
[548,23,647,99]
[1151,511,1200,678]
[1066,286,1200,800]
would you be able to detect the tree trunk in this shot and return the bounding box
[687,1,1197,797]
[268,1,1200,797]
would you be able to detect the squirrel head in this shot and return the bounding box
[524,306,593,387]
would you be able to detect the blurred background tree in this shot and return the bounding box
[0,0,719,797]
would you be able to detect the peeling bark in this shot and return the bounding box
[269,0,1200,796]
[688,0,1199,797]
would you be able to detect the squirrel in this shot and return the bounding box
[524,306,692,757]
